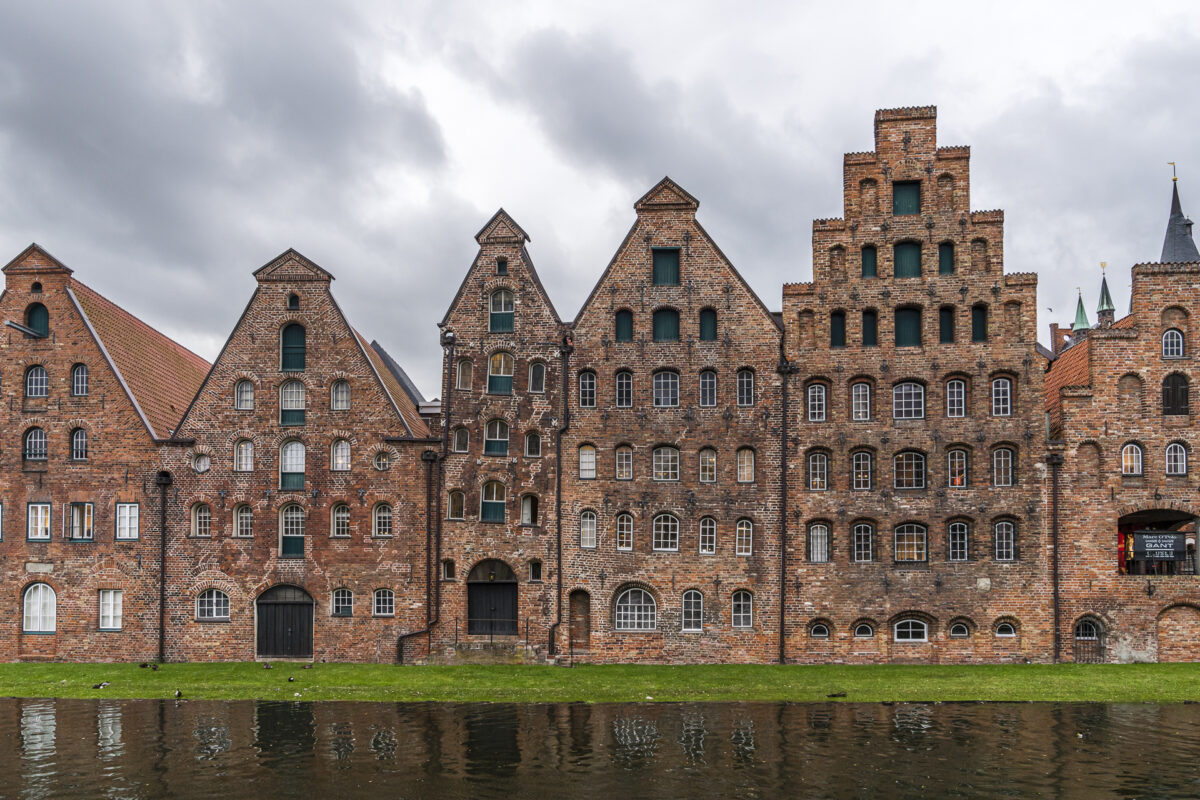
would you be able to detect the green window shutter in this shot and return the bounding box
[489,312,514,333]
[894,243,922,278]
[653,309,679,342]
[281,324,306,371]
[893,181,920,215]
[699,309,717,341]
[281,535,304,557]
[861,246,877,278]
[280,409,305,426]
[484,438,508,456]
[487,375,513,395]
[895,308,922,347]
[862,310,878,347]
[972,305,988,342]
[481,500,505,523]
[26,304,48,337]
[830,312,846,348]
[652,249,680,286]
[939,308,955,344]
[615,310,634,342]
[281,472,304,491]
[939,243,955,275]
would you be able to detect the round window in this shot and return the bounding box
[949,622,970,638]
[193,454,211,474]
[373,451,390,471]
[853,623,874,638]
[810,623,830,639]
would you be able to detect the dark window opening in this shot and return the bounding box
[893,181,920,215]
[699,308,717,341]
[497,257,508,275]
[652,249,680,286]
[830,311,846,348]
[287,293,299,310]
[940,306,955,344]
[972,305,988,342]
[861,245,877,278]
[895,307,922,347]
[862,310,878,347]
[1164,374,1190,416]
[615,310,633,342]
[281,324,306,371]
[939,242,955,275]
[25,303,48,337]
[894,242,922,278]
[652,309,679,342]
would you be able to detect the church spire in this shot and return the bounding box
[1073,290,1091,335]
[1097,263,1115,328]
[1161,173,1200,263]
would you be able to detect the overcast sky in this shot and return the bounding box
[1,2,1197,397]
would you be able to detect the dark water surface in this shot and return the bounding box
[2,699,1200,799]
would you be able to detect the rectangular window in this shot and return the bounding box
[615,447,633,480]
[27,503,50,541]
[893,181,920,215]
[808,525,829,563]
[699,371,717,407]
[699,519,716,554]
[809,454,828,490]
[939,307,955,344]
[949,523,969,562]
[808,385,826,421]
[653,448,680,481]
[699,310,717,341]
[615,372,633,408]
[851,383,871,421]
[579,447,596,480]
[972,305,988,342]
[894,242,922,278]
[992,379,1012,416]
[735,523,753,556]
[116,503,139,540]
[580,513,597,549]
[861,246,877,278]
[99,589,123,631]
[699,450,716,483]
[496,257,508,275]
[895,308,922,346]
[737,449,755,483]
[653,372,679,407]
[946,380,966,418]
[652,249,680,286]
[892,383,925,419]
[737,371,754,407]
[616,516,633,551]
[993,449,1014,487]
[615,311,633,342]
[69,503,94,541]
[852,452,872,490]
[939,242,955,274]
[830,312,846,348]
[995,523,1016,561]
[862,310,878,347]
[652,310,679,342]
[578,372,596,407]
[894,526,927,562]
[948,450,968,488]
[853,524,873,562]
[682,592,703,632]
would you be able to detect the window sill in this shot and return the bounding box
[331,613,352,619]
[98,628,123,633]
[195,618,230,624]
[67,539,94,544]
[278,554,306,560]
[372,615,395,619]
[21,630,56,636]
[371,535,393,540]
[115,538,140,543]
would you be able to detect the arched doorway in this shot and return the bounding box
[467,560,517,635]
[256,585,314,658]
[569,590,591,651]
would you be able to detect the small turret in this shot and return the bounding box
[1097,264,1115,328]
[1072,291,1090,342]
[1161,176,1200,263]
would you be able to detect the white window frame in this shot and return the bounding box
[615,371,633,408]
[99,589,123,631]
[991,377,1013,417]
[808,523,829,563]
[852,451,872,490]
[616,513,633,551]
[235,379,255,410]
[614,587,656,631]
[116,503,139,541]
[893,382,925,419]
[456,359,473,390]
[699,370,717,407]
[894,523,928,563]
[698,448,716,483]
[731,590,753,628]
[682,589,703,632]
[579,510,597,548]
[809,452,828,490]
[525,431,542,458]
[1121,443,1143,476]
[949,521,969,562]
[735,519,753,556]
[946,379,966,418]
[699,517,716,554]
[652,513,679,551]
[234,504,253,538]
[853,523,873,562]
[948,449,968,488]
[72,364,89,396]
[653,371,679,407]
[1167,442,1188,476]
[652,447,680,481]
[1163,329,1185,358]
[330,504,351,537]
[528,362,546,393]
[68,502,94,541]
[994,521,1016,561]
[332,588,353,617]
[196,589,229,621]
[578,445,597,480]
[615,445,633,480]
[25,365,48,398]
[894,619,928,642]
[234,439,254,472]
[520,495,537,526]
[452,427,469,453]
[331,380,351,410]
[737,448,755,483]
[578,370,597,407]
[992,448,1014,487]
[69,428,87,461]
[373,503,393,537]
[27,503,51,540]
[373,589,395,617]
[851,382,871,421]
[894,451,927,489]
[807,384,827,421]
[23,583,56,633]
[737,369,755,407]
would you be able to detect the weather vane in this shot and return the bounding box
[1169,161,1177,182]
[1100,261,1106,273]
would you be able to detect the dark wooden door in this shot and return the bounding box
[468,582,517,635]
[257,601,314,658]
[569,590,591,650]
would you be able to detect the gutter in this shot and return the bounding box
[1046,452,1064,663]
[776,349,796,664]
[155,470,173,663]
[548,334,573,658]
[397,450,441,663]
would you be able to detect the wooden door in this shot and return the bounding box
[569,590,591,650]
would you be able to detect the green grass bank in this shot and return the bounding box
[1,662,1199,703]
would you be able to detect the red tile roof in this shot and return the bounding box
[71,280,210,438]
[355,330,428,437]
[1044,337,1091,435]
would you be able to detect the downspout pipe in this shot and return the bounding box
[398,449,441,663]
[548,334,573,658]
[776,352,796,665]
[155,470,173,663]
[1047,452,1064,663]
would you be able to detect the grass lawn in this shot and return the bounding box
[0,662,1199,703]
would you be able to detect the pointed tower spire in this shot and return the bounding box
[1097,262,1115,328]
[1073,290,1091,338]
[1161,174,1200,263]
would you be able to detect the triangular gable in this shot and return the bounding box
[2,243,73,275]
[252,248,335,283]
[475,208,531,244]
[634,176,700,212]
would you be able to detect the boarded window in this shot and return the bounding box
[699,309,717,341]
[940,307,955,344]
[861,245,877,278]
[895,308,922,347]
[938,242,955,275]
[652,309,679,342]
[893,181,920,215]
[615,310,633,342]
[894,242,922,278]
[862,310,878,346]
[830,311,846,348]
[652,249,680,286]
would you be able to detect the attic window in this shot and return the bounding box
[287,293,300,310]
[25,303,49,337]
[30,282,42,293]
[497,258,508,276]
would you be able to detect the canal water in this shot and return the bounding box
[2,699,1199,798]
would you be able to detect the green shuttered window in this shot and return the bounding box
[939,242,955,275]
[861,246,877,278]
[894,243,922,278]
[972,305,988,342]
[830,312,846,348]
[895,308,922,347]
[940,307,955,344]
[652,249,680,286]
[653,309,679,342]
[281,324,306,371]
[893,181,920,215]
[699,309,717,341]
[615,310,633,342]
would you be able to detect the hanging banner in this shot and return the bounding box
[1132,532,1187,561]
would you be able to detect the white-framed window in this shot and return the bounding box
[946,378,966,417]
[852,451,872,490]
[483,419,509,456]
[949,521,969,562]
[373,589,395,617]
[280,504,305,555]
[653,446,680,481]
[735,519,753,556]
[488,352,515,395]
[580,510,597,548]
[196,589,229,621]
[1074,619,1101,641]
[116,503,139,540]
[25,365,48,398]
[230,439,252,472]
[737,448,755,483]
[615,445,633,480]
[192,452,211,473]
[808,523,829,563]
[489,288,514,332]
[893,381,925,419]
[528,362,546,393]
[70,429,88,460]
[851,382,871,421]
[893,618,928,642]
[1167,442,1188,475]
[280,380,306,423]
[24,428,47,461]
[699,370,717,407]
[68,502,94,540]
[192,504,212,537]
[525,432,542,458]
[452,427,469,453]
[994,520,1016,561]
[854,623,875,638]
[731,590,753,628]
[1163,329,1185,358]
[235,379,255,410]
[280,441,305,489]
[616,513,633,551]
[853,522,873,562]
[373,503,393,537]
[332,588,353,617]
[233,505,253,538]
[615,370,633,408]
[810,622,831,639]
[27,503,50,540]
[456,359,473,390]
[99,589,123,631]
[948,449,968,488]
[1122,443,1143,476]
[520,495,538,525]
[995,622,1017,638]
[578,370,596,407]
[578,445,597,479]
[372,450,390,472]
[682,589,703,632]
[71,364,89,396]
[481,482,505,522]
[653,370,679,407]
[331,380,351,410]
[809,452,828,491]
[894,451,926,489]
[698,448,716,483]
[699,517,716,554]
[614,587,656,631]
[949,622,970,638]
[652,513,679,551]
[894,523,927,562]
[23,583,56,632]
[737,369,755,406]
[991,377,1013,417]
[448,491,465,520]
[807,383,827,421]
[992,447,1014,486]
[330,504,350,537]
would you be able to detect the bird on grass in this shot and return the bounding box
[288,677,295,683]
[174,690,182,699]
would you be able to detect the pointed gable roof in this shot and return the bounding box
[634,176,700,212]
[2,242,73,275]
[1073,293,1090,332]
[354,331,428,437]
[253,248,335,283]
[475,208,531,245]
[1161,181,1200,263]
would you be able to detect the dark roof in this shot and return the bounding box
[1161,182,1200,263]
[1097,274,1115,314]
[370,339,426,406]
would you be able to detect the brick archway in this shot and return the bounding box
[1157,604,1200,662]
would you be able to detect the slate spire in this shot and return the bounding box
[1097,265,1115,328]
[1073,291,1090,334]
[1161,179,1200,263]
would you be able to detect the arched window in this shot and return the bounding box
[893,381,925,418]
[331,380,350,410]
[193,453,211,473]
[853,522,874,562]
[810,622,831,638]
[196,589,229,620]
[489,289,514,332]
[332,588,353,617]
[448,426,469,453]
[852,451,872,490]
[448,491,465,520]
[737,448,755,483]
[993,447,1015,486]
[893,242,922,278]
[481,482,506,522]
[1167,442,1188,476]
[280,504,305,556]
[1074,618,1101,641]
[528,362,546,393]
[894,618,928,642]
[331,439,351,471]
[699,308,717,341]
[287,293,300,310]
[456,359,473,390]
[616,513,634,551]
[808,522,829,562]
[484,419,509,456]
[949,521,970,562]
[731,590,753,628]
[235,380,255,409]
[614,587,657,631]
[281,324,306,371]
[520,495,538,525]
[855,622,875,638]
[1163,329,1185,358]
[22,583,55,632]
[25,365,48,398]
[938,241,955,275]
[488,352,514,395]
[25,302,48,337]
[894,523,928,562]
[972,304,988,342]
[946,378,966,417]
[280,441,305,490]
[234,439,254,472]
[529,560,543,582]
[736,519,753,556]
[995,622,1017,638]
[24,428,47,461]
[579,510,597,548]
[373,589,395,617]
[1163,373,1189,415]
[373,503,392,537]
[525,431,541,458]
[991,377,1012,417]
[653,370,679,407]
[949,622,970,638]
[699,517,716,554]
[699,370,717,407]
[699,448,716,483]
[851,382,871,420]
[71,364,88,396]
[652,446,679,481]
[70,428,88,460]
[894,307,922,347]
[578,444,596,479]
[191,504,211,537]
[947,448,968,488]
[373,451,390,470]
[682,589,703,632]
[807,383,827,421]
[653,513,680,551]
[808,451,828,490]
[280,380,305,425]
[737,369,755,407]
[615,309,634,342]
[1121,443,1143,476]
[330,503,350,537]
[994,520,1016,561]
[894,451,926,489]
[235,504,253,538]
[652,309,679,342]
[615,444,633,480]
[615,370,633,408]
[578,370,596,407]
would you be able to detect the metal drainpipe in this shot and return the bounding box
[155,470,173,663]
[397,450,440,664]
[548,335,573,657]
[776,351,794,664]
[1047,452,1064,663]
